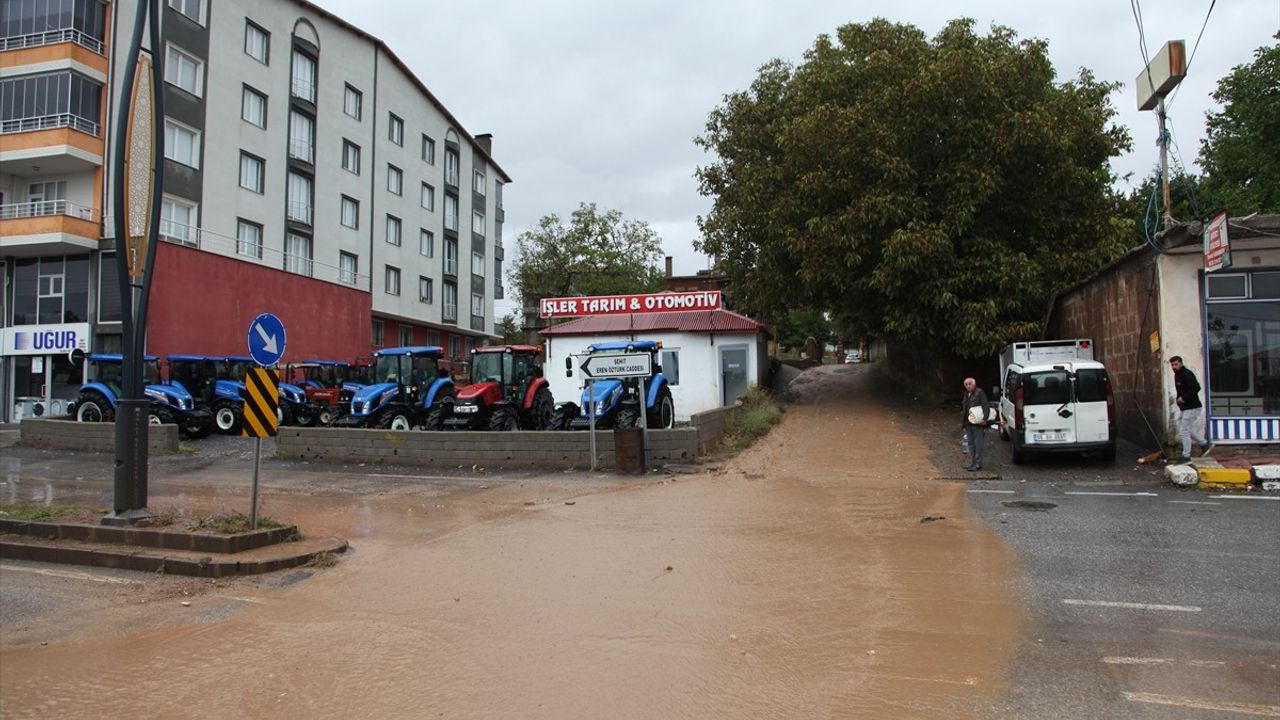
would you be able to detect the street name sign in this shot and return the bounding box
[247,312,287,367]
[242,367,279,438]
[580,352,652,379]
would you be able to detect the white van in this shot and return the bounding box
[996,340,1116,464]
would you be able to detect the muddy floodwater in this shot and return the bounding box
[1,366,1025,718]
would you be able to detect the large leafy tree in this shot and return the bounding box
[695,18,1131,358]
[509,203,665,303]
[1199,33,1279,215]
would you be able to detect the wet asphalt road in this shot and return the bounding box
[966,479,1280,719]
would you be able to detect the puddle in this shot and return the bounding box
[1002,500,1058,511]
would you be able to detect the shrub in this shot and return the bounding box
[728,386,784,449]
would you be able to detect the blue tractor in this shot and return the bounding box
[166,355,247,434]
[551,340,676,430]
[333,346,456,430]
[225,355,323,427]
[72,354,213,438]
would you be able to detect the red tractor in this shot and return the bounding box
[444,345,554,430]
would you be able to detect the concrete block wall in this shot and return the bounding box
[690,404,743,454]
[19,419,180,453]
[274,427,701,469]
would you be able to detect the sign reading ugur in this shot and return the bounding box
[540,290,722,319]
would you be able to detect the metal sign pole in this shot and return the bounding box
[250,436,262,530]
[638,376,648,468]
[588,378,597,471]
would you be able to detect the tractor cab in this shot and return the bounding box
[226,355,321,427]
[445,345,554,430]
[336,347,456,430]
[554,340,676,430]
[163,355,243,434]
[72,354,212,437]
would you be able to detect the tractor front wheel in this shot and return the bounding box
[317,407,334,426]
[277,402,295,428]
[423,393,455,431]
[75,392,112,423]
[379,408,414,431]
[148,407,173,426]
[213,400,241,434]
[548,403,578,431]
[647,388,675,429]
[616,406,641,428]
[490,406,520,431]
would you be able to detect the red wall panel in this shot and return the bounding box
[145,242,371,364]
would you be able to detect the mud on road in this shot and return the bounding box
[2,364,1024,719]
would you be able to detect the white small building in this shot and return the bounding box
[539,310,770,422]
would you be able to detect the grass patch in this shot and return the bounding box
[726,386,784,449]
[0,502,104,524]
[185,511,285,534]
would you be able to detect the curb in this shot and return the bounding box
[0,536,348,578]
[1164,461,1280,491]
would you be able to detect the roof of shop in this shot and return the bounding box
[538,309,766,337]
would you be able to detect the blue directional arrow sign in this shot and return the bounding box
[247,312,287,367]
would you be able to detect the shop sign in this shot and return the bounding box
[1,323,90,356]
[540,291,722,319]
[1203,211,1232,273]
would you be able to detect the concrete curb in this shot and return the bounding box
[0,518,298,553]
[0,535,348,578]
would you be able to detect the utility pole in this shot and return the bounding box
[1135,40,1187,229]
[1157,98,1173,224]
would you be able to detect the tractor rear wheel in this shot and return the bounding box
[549,403,578,431]
[295,405,318,427]
[647,388,675,429]
[527,389,554,430]
[423,391,456,431]
[75,392,112,423]
[213,400,241,434]
[277,402,294,428]
[490,406,520,431]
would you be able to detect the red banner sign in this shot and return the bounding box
[1203,211,1232,273]
[540,291,722,319]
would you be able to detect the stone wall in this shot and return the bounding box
[19,419,180,453]
[689,404,743,455]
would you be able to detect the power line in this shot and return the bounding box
[1167,0,1217,109]
[1130,0,1153,68]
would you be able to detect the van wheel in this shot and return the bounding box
[1011,442,1027,465]
[1101,442,1116,462]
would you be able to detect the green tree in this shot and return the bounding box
[509,203,665,303]
[695,18,1131,358]
[497,312,523,345]
[774,308,832,350]
[1199,33,1280,214]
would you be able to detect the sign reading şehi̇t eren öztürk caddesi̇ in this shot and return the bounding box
[540,291,722,319]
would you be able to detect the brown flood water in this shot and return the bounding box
[1,366,1024,719]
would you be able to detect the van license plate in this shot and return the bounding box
[1033,432,1065,442]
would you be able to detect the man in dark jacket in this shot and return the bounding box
[1170,356,1212,461]
[961,377,989,471]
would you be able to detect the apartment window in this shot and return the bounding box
[422,134,435,164]
[419,276,433,303]
[343,84,362,120]
[471,210,485,236]
[444,194,458,232]
[444,239,458,276]
[473,169,486,196]
[388,113,403,145]
[420,183,434,211]
[399,326,413,347]
[339,251,358,285]
[385,215,402,246]
[661,350,681,386]
[340,196,359,229]
[342,140,361,174]
[285,233,313,276]
[371,319,385,346]
[164,120,200,167]
[472,251,485,277]
[445,149,459,186]
[160,197,197,246]
[168,0,203,23]
[164,44,202,96]
[387,164,402,195]
[385,265,401,296]
[290,49,316,103]
[419,229,434,257]
[289,111,315,163]
[286,172,312,225]
[471,292,484,318]
[241,85,266,127]
[244,21,269,64]
[496,181,504,208]
[236,219,263,258]
[443,282,458,322]
[0,72,103,134]
[239,152,264,193]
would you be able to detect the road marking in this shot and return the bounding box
[1104,656,1227,668]
[1208,495,1280,501]
[1059,486,1162,491]
[368,473,474,482]
[1123,692,1280,716]
[1169,500,1221,505]
[217,595,265,605]
[0,563,138,585]
[966,489,1015,494]
[1062,599,1202,612]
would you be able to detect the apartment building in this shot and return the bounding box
[1,0,509,421]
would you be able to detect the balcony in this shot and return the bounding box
[0,114,104,171]
[442,303,458,324]
[0,200,101,255]
[1,28,105,55]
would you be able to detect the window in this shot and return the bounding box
[168,0,203,23]
[164,45,202,96]
[160,197,197,246]
[343,84,362,119]
[1207,274,1248,299]
[422,135,435,164]
[444,194,458,232]
[239,152,264,193]
[241,85,266,127]
[385,215,401,246]
[399,325,413,347]
[420,182,434,211]
[339,251,358,285]
[1253,272,1280,300]
[472,210,485,236]
[0,72,103,134]
[473,169,486,196]
[445,149,459,186]
[342,140,361,174]
[290,49,316,103]
[443,282,458,321]
[1205,270,1280,417]
[449,336,461,358]
[244,20,269,63]
[660,350,680,386]
[236,219,263,258]
[496,181,504,208]
[164,120,200,167]
[444,239,458,276]
[387,164,402,195]
[340,196,359,229]
[372,319,385,346]
[427,330,440,346]
[471,292,484,318]
[418,276,433,303]
[385,265,400,296]
[472,251,485,277]
[289,111,315,163]
[286,172,312,224]
[419,229,434,257]
[285,233,313,276]
[388,113,403,145]
[1023,371,1070,406]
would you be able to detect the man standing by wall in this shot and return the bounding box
[1170,356,1213,461]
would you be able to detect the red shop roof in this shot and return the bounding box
[538,309,766,337]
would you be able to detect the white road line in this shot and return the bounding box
[1059,486,1162,491]
[966,489,1015,494]
[1103,656,1227,668]
[1123,691,1280,717]
[1062,599,1202,612]
[1169,500,1222,505]
[0,563,139,585]
[1209,495,1280,501]
[368,473,470,481]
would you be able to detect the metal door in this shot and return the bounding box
[720,346,749,406]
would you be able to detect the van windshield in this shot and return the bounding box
[1024,371,1070,405]
[1075,368,1108,402]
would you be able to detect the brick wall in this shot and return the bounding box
[19,419,179,453]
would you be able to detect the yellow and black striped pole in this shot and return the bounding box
[242,367,279,438]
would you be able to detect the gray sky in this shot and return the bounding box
[312,0,1278,317]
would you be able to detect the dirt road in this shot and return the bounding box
[1,365,1024,718]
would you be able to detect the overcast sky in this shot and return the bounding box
[311,0,1277,317]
